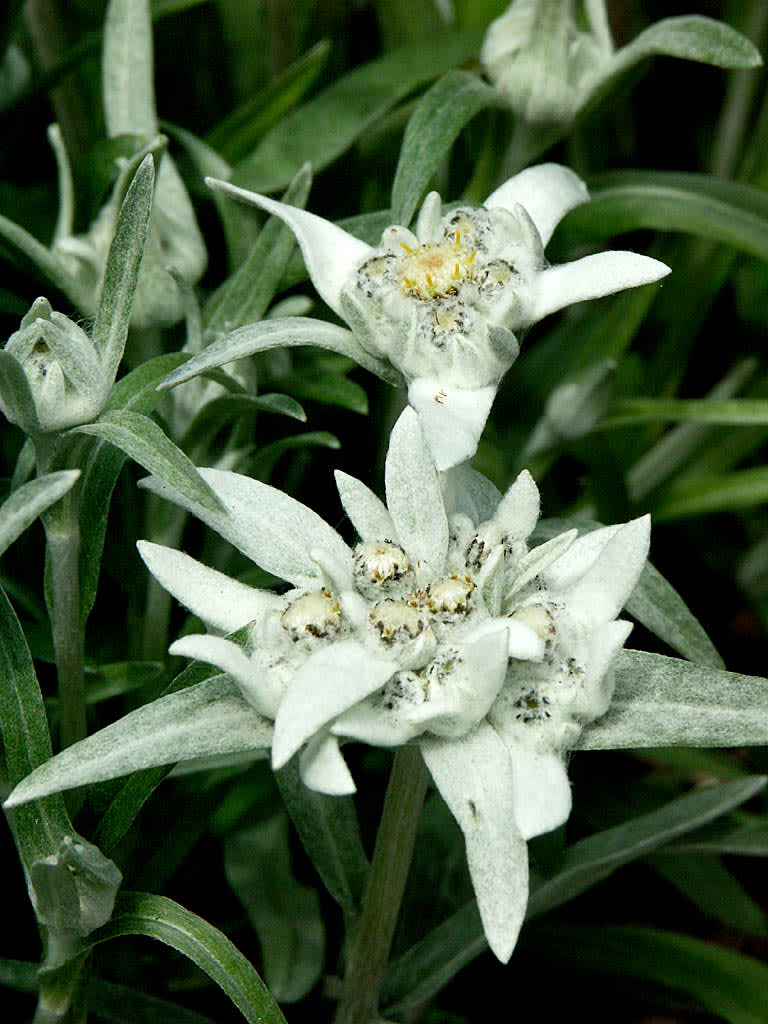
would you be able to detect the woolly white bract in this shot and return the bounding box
[206,164,669,471]
[138,407,649,961]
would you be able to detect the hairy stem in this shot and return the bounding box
[43,496,86,749]
[334,745,429,1024]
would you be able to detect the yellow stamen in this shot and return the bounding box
[467,250,477,265]
[453,263,460,279]
[401,243,413,254]
[403,276,415,288]
[426,273,434,290]
[455,230,461,245]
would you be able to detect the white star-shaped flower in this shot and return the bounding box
[137,407,649,961]
[207,164,669,470]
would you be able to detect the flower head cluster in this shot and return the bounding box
[207,164,669,470]
[138,407,649,960]
[0,298,113,433]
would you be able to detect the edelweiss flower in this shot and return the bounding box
[137,407,649,960]
[206,165,669,469]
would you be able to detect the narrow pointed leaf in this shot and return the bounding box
[72,410,225,514]
[578,650,768,750]
[614,15,762,75]
[392,70,503,227]
[0,350,41,434]
[652,466,768,521]
[89,891,287,1024]
[93,155,155,382]
[5,675,272,807]
[0,214,92,312]
[0,470,79,558]
[141,465,350,588]
[103,0,157,136]
[525,924,768,1024]
[232,30,483,194]
[159,317,399,390]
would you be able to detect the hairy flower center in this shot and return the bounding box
[427,574,474,616]
[370,599,426,642]
[354,540,411,584]
[281,589,341,640]
[398,236,477,301]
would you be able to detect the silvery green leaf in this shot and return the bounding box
[0,470,79,558]
[103,0,157,136]
[272,642,398,771]
[137,540,284,634]
[71,410,224,515]
[578,650,768,750]
[494,468,539,540]
[420,722,529,963]
[93,154,154,383]
[0,214,92,313]
[0,350,41,433]
[36,318,104,399]
[140,466,352,589]
[224,816,324,1003]
[610,15,762,81]
[30,835,122,937]
[158,317,399,391]
[5,675,272,807]
[506,529,577,598]
[205,164,312,336]
[334,470,396,542]
[385,408,448,584]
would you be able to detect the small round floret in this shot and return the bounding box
[280,589,341,641]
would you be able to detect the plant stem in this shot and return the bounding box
[334,745,429,1024]
[43,495,86,749]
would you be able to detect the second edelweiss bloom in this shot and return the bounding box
[136,407,650,962]
[206,164,669,470]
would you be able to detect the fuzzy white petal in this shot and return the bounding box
[559,516,650,625]
[299,734,356,795]
[531,251,670,323]
[334,470,397,542]
[494,469,540,540]
[468,617,545,662]
[576,618,634,720]
[137,541,284,633]
[140,467,352,590]
[484,164,589,246]
[331,701,423,747]
[272,642,398,769]
[442,464,503,526]
[169,634,281,718]
[407,379,497,472]
[506,745,572,840]
[420,723,529,962]
[385,408,449,582]
[206,177,371,318]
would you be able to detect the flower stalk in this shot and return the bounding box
[334,745,429,1024]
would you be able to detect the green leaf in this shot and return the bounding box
[103,0,157,137]
[0,582,72,872]
[224,815,324,1003]
[0,350,41,434]
[0,214,92,312]
[664,818,768,857]
[92,155,155,382]
[84,661,164,704]
[277,371,368,415]
[558,171,768,264]
[204,164,312,337]
[528,777,767,919]
[275,759,368,919]
[248,430,340,480]
[206,41,331,163]
[602,396,768,430]
[158,317,400,390]
[652,466,768,521]
[71,410,225,515]
[579,650,768,750]
[649,853,767,937]
[5,675,272,808]
[381,776,764,1015]
[391,70,503,226]
[524,924,768,1024]
[87,975,218,1023]
[233,29,483,194]
[615,15,762,74]
[0,470,80,558]
[90,891,287,1024]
